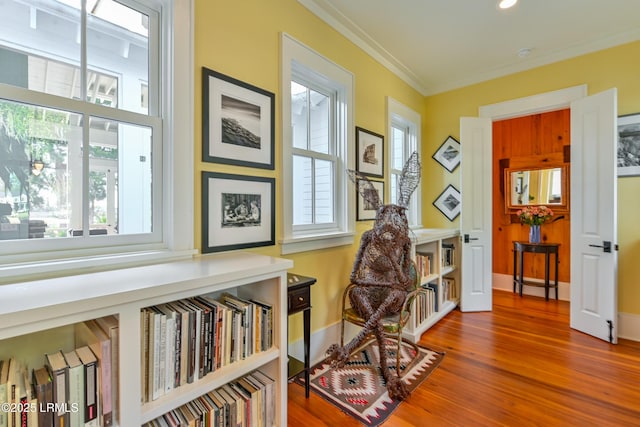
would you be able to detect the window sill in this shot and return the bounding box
[0,249,197,285]
[279,231,355,255]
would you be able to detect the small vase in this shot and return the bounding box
[529,225,541,244]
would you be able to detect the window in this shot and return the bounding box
[0,0,194,281]
[388,97,421,227]
[281,34,354,254]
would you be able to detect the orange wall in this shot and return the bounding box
[492,109,571,282]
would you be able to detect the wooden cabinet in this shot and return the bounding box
[404,228,461,342]
[0,252,292,426]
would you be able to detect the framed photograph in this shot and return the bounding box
[617,113,640,177]
[356,127,384,178]
[432,136,461,172]
[357,178,384,221]
[433,184,461,221]
[202,172,275,253]
[202,67,275,170]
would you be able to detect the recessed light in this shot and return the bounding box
[498,0,518,9]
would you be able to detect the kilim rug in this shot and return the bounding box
[292,338,444,426]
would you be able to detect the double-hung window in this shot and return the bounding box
[388,97,422,227]
[281,34,354,254]
[0,0,193,280]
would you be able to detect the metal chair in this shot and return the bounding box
[338,261,422,376]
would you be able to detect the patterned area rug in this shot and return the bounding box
[293,338,444,426]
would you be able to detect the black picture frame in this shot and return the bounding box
[202,172,275,253]
[356,127,384,178]
[433,184,461,221]
[432,135,461,173]
[356,178,384,221]
[202,67,275,170]
[617,112,640,177]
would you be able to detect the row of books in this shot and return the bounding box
[415,251,434,279]
[141,293,273,403]
[0,316,119,427]
[442,277,458,300]
[415,285,438,323]
[442,243,455,267]
[143,370,275,427]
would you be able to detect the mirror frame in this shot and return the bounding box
[504,164,569,214]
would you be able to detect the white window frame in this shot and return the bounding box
[280,33,354,255]
[387,97,422,228]
[0,0,195,283]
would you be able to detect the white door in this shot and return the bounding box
[460,117,493,312]
[570,88,618,343]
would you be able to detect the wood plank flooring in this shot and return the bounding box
[288,290,640,426]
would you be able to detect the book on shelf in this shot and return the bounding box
[75,320,113,426]
[63,349,85,427]
[155,304,177,395]
[415,251,434,278]
[188,297,215,378]
[221,292,255,359]
[216,385,237,427]
[45,351,69,427]
[93,314,120,422]
[425,282,439,312]
[207,388,227,427]
[0,359,10,427]
[32,367,54,427]
[236,376,260,427]
[442,243,455,267]
[249,370,275,427]
[250,299,273,352]
[75,346,99,427]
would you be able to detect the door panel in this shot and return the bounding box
[570,88,618,343]
[460,117,492,312]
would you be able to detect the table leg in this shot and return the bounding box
[545,252,550,301]
[519,250,524,297]
[555,252,559,300]
[303,307,311,398]
[513,247,517,293]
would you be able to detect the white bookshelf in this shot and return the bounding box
[405,228,461,342]
[0,252,293,426]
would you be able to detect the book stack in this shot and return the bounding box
[442,277,457,301]
[416,283,437,323]
[415,251,433,279]
[0,315,118,427]
[143,370,275,427]
[442,243,455,267]
[140,294,273,403]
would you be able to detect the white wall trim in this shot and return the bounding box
[479,85,587,121]
[618,312,640,342]
[493,273,569,301]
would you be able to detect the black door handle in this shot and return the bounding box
[588,241,612,253]
[464,234,479,243]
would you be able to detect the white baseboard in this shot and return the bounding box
[493,273,569,301]
[618,312,640,342]
[288,321,359,366]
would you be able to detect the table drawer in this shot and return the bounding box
[288,286,310,313]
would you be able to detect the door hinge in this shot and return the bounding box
[607,320,613,343]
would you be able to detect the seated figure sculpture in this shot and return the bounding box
[327,152,421,400]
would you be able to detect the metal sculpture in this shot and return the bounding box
[327,151,421,400]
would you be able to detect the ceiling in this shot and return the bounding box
[299,0,640,96]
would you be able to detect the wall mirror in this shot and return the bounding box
[505,165,569,213]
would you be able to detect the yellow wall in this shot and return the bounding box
[422,41,640,315]
[194,1,640,342]
[194,0,425,342]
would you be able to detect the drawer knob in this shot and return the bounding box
[298,296,304,302]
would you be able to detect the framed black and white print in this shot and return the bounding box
[433,184,461,221]
[357,178,384,221]
[356,127,384,178]
[202,67,275,169]
[202,172,275,253]
[432,136,461,173]
[617,113,640,177]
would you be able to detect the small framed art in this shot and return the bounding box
[356,127,384,178]
[432,136,461,173]
[357,178,384,221]
[202,67,275,169]
[202,172,275,253]
[433,184,461,221]
[617,112,640,177]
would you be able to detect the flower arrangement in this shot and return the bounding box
[517,205,554,225]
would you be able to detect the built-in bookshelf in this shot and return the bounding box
[0,252,292,426]
[405,228,461,342]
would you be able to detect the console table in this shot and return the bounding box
[287,273,316,398]
[513,241,559,301]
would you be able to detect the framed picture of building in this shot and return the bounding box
[356,127,384,178]
[202,172,275,252]
[202,67,275,169]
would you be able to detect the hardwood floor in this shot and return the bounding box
[288,290,640,426]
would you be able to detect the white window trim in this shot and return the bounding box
[387,96,422,229]
[280,33,355,255]
[0,0,196,284]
